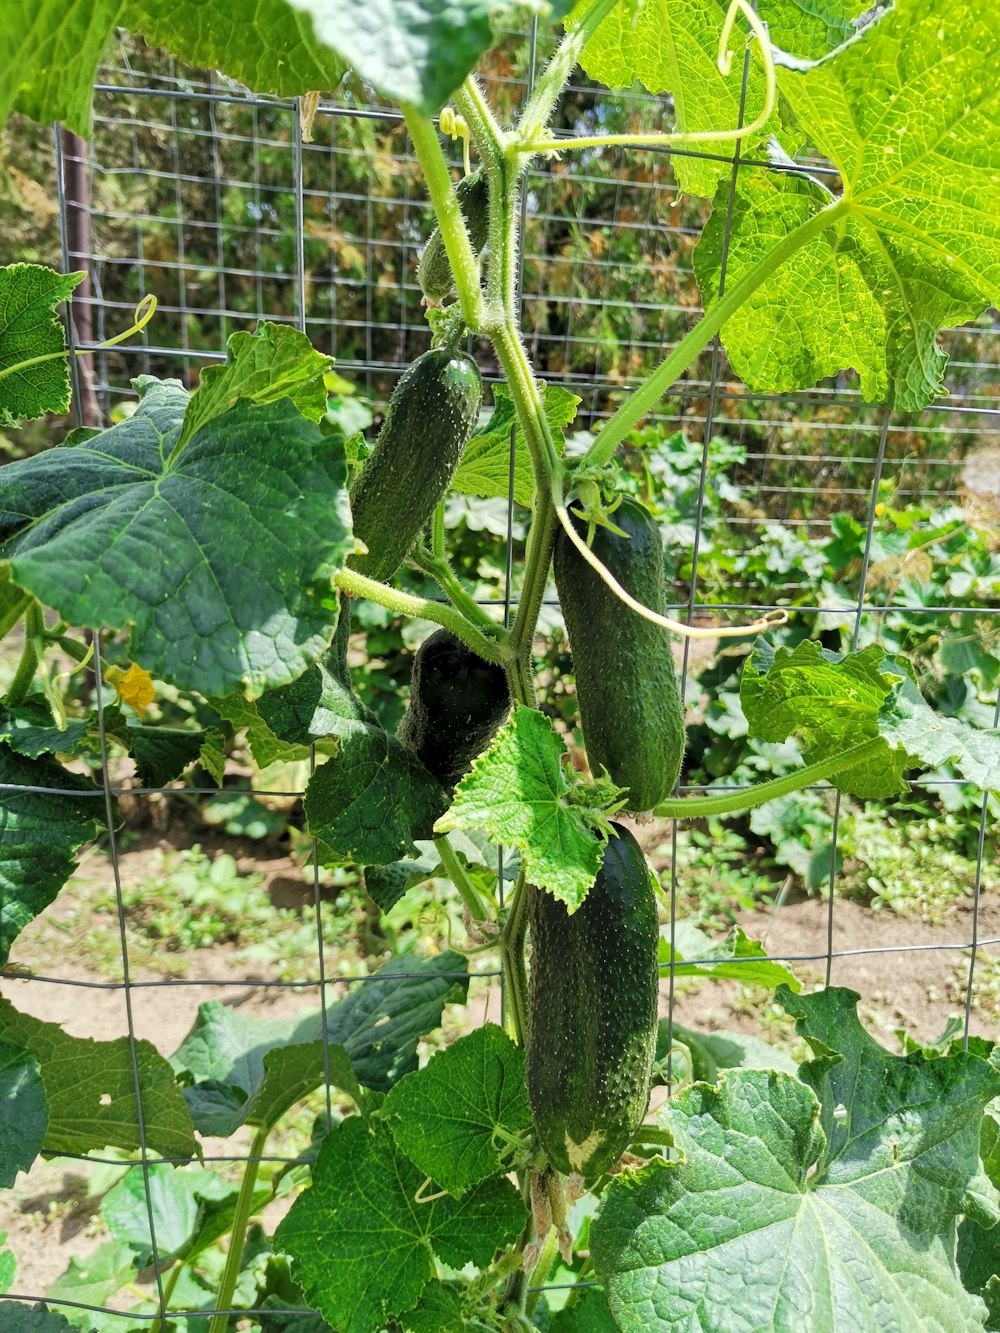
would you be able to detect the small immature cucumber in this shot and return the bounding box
[418,170,491,303]
[525,823,659,1182]
[348,348,482,584]
[397,628,511,788]
[553,496,685,812]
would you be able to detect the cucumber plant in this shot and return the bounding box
[1,0,1000,1330]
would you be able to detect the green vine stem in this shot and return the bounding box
[5,601,43,705]
[435,834,490,920]
[652,737,884,819]
[581,197,850,470]
[334,568,510,664]
[500,871,531,1047]
[515,0,620,146]
[207,1122,268,1333]
[407,546,501,638]
[401,105,486,330]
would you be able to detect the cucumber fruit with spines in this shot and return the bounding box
[553,495,685,812]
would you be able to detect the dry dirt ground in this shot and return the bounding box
[2,821,998,1310]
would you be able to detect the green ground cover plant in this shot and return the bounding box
[1,0,1000,1329]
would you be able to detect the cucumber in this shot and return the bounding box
[397,628,511,788]
[553,496,685,812]
[525,823,659,1181]
[418,170,490,303]
[349,349,482,584]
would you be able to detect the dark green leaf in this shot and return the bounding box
[549,1287,618,1332]
[0,745,106,966]
[0,265,86,427]
[125,725,207,788]
[275,1115,525,1333]
[0,702,91,759]
[655,1021,797,1086]
[396,1281,467,1332]
[0,1040,47,1188]
[172,952,468,1132]
[382,1024,532,1196]
[306,724,448,867]
[0,1306,87,1333]
[363,852,439,914]
[0,998,197,1160]
[0,379,352,698]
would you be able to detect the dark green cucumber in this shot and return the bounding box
[349,349,482,584]
[397,628,511,788]
[526,823,659,1181]
[553,496,685,812]
[418,170,490,303]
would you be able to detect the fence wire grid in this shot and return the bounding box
[1,15,999,1328]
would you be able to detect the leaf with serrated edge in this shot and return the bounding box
[0,265,85,427]
[0,999,196,1161]
[0,1041,47,1188]
[0,1308,80,1333]
[0,379,352,699]
[275,1115,526,1333]
[453,383,579,508]
[573,0,776,197]
[762,0,867,59]
[593,991,999,1333]
[178,321,332,447]
[696,0,1000,409]
[436,704,614,910]
[381,1024,532,1196]
[0,746,106,966]
[740,638,908,798]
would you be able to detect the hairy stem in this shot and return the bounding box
[501,870,531,1047]
[516,0,619,145]
[207,1123,268,1333]
[402,104,486,329]
[435,834,490,920]
[408,546,502,637]
[5,602,43,705]
[582,197,850,469]
[335,568,511,665]
[653,738,884,819]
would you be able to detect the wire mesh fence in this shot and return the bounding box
[1,15,999,1327]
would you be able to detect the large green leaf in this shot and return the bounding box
[45,1242,137,1329]
[593,989,1000,1330]
[0,702,91,760]
[0,378,352,698]
[696,0,1000,408]
[0,998,197,1161]
[762,0,867,59]
[381,1024,532,1196]
[0,265,85,428]
[0,1040,47,1187]
[282,0,574,116]
[275,1114,526,1333]
[0,745,106,967]
[574,0,777,197]
[435,704,622,910]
